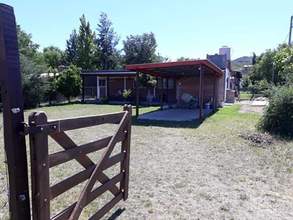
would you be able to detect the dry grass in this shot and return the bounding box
[0,104,292,219]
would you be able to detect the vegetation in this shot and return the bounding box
[244,44,293,95]
[17,25,47,108]
[1,104,292,219]
[258,86,293,137]
[122,89,132,100]
[56,65,82,102]
[96,12,120,69]
[13,12,166,108]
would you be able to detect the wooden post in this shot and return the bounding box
[106,76,110,99]
[82,75,85,102]
[0,4,31,220]
[213,78,217,111]
[159,77,163,110]
[199,65,203,120]
[121,105,132,200]
[29,112,50,220]
[135,72,139,117]
[166,78,169,104]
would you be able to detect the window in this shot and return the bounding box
[99,78,106,87]
[163,78,175,89]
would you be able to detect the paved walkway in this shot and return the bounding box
[138,108,212,121]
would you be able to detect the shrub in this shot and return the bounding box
[258,86,293,137]
[56,65,81,102]
[122,89,132,100]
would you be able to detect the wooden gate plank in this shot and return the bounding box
[51,173,123,220]
[50,152,124,200]
[88,193,123,220]
[69,112,129,220]
[50,132,120,196]
[121,105,132,200]
[50,165,96,200]
[49,136,112,168]
[47,111,125,131]
[29,112,50,220]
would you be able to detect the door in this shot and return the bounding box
[97,77,107,100]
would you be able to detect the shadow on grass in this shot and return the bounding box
[131,111,217,129]
[107,208,125,220]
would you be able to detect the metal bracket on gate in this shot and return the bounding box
[20,122,60,135]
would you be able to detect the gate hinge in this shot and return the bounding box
[19,122,59,135]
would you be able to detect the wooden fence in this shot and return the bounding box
[26,105,132,220]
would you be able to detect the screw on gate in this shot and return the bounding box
[18,194,26,201]
[11,107,20,114]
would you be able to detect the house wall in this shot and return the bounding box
[108,77,135,101]
[83,75,97,97]
[176,74,221,106]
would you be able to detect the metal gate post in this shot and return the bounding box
[0,4,31,220]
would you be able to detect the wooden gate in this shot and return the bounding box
[26,105,132,220]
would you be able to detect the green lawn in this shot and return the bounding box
[239,91,252,101]
[0,104,292,219]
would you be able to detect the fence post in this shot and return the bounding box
[29,112,50,220]
[0,4,31,219]
[121,105,132,200]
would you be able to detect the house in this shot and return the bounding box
[81,47,238,119]
[81,70,137,103]
[126,59,224,119]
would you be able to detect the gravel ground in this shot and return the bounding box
[0,104,292,220]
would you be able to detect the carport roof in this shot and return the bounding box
[125,59,223,77]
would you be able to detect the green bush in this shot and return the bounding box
[258,86,293,137]
[56,65,81,102]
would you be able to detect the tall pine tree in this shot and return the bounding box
[76,15,96,70]
[96,12,119,69]
[65,29,78,65]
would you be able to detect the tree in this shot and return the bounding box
[96,12,119,69]
[65,29,78,65]
[123,32,157,64]
[123,32,158,93]
[43,46,63,69]
[252,52,257,65]
[17,25,39,58]
[76,15,96,70]
[17,25,47,108]
[246,45,293,96]
[177,57,193,61]
[258,86,293,137]
[56,65,81,102]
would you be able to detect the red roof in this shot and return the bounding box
[125,60,223,77]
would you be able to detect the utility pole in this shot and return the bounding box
[289,15,293,46]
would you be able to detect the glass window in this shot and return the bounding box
[99,78,106,87]
[163,78,175,89]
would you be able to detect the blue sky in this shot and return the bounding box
[2,0,293,60]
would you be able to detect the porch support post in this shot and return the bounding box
[82,75,85,102]
[213,77,217,112]
[199,65,203,120]
[123,76,127,90]
[166,78,169,104]
[106,76,109,99]
[160,77,163,109]
[135,72,139,117]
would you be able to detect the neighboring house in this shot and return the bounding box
[81,70,137,103]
